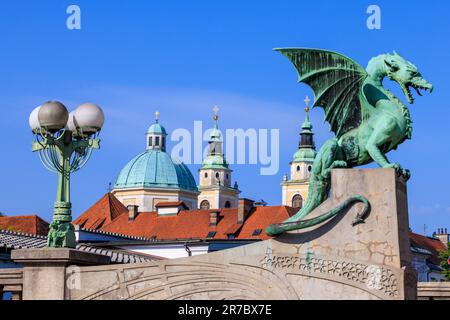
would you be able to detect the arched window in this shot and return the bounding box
[296,165,300,172]
[204,172,208,178]
[308,165,312,172]
[216,172,220,179]
[292,194,303,209]
[224,201,231,208]
[200,200,210,210]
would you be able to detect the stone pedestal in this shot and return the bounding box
[63,169,416,300]
[11,248,110,300]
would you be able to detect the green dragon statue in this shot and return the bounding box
[266,49,433,236]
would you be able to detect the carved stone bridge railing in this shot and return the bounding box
[0,268,23,300]
[11,169,418,300]
[417,282,450,300]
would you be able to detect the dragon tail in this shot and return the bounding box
[266,195,370,236]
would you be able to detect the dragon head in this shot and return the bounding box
[384,51,433,104]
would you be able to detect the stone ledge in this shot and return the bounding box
[11,248,110,266]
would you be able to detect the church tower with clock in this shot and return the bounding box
[198,107,240,210]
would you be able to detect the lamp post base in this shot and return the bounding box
[47,202,76,248]
[47,221,76,248]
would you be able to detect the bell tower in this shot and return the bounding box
[198,106,240,209]
[282,96,317,208]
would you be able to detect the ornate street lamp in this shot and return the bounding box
[29,101,104,248]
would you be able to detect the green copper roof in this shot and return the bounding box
[293,147,316,162]
[202,155,229,169]
[147,122,167,135]
[114,150,198,192]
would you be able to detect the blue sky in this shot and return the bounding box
[0,1,448,236]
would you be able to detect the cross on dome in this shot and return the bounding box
[213,105,219,120]
[304,96,311,113]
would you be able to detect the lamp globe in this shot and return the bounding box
[73,103,104,135]
[38,101,69,133]
[29,106,42,133]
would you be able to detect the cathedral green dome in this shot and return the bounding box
[114,150,198,192]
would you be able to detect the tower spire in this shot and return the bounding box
[155,110,159,123]
[206,106,224,157]
[301,96,312,134]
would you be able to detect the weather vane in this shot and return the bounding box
[155,110,160,123]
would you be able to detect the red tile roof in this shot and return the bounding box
[237,206,297,240]
[73,193,128,230]
[0,215,49,236]
[101,208,243,240]
[73,192,297,240]
[410,232,446,265]
[74,193,297,240]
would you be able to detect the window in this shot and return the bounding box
[216,172,220,179]
[200,200,210,210]
[148,137,153,147]
[207,231,216,238]
[227,234,235,239]
[155,136,160,146]
[296,165,300,172]
[226,174,229,180]
[292,194,303,209]
[252,229,262,236]
[308,165,312,172]
[204,172,208,178]
[224,201,231,208]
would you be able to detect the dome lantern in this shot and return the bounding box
[146,111,167,151]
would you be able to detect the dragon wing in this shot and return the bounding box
[276,48,370,138]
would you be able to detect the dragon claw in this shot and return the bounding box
[385,163,410,180]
